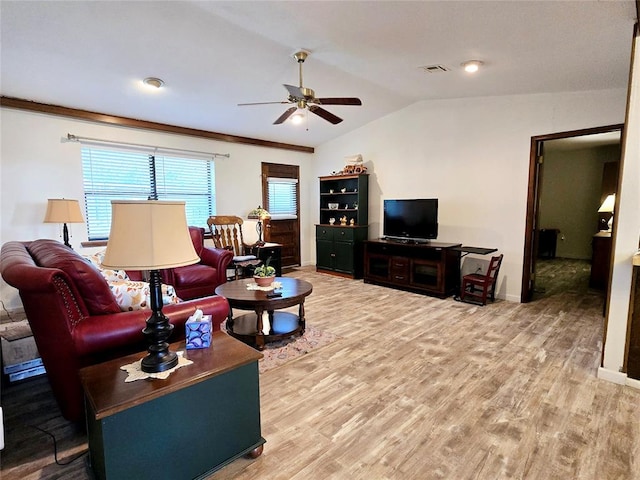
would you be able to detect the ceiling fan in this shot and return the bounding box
[238,50,362,125]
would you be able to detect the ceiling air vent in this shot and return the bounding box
[419,64,449,73]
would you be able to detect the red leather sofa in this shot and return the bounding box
[127,226,233,300]
[0,239,231,422]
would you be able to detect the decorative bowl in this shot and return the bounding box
[254,275,275,287]
[328,203,339,210]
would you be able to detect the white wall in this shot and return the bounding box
[311,89,628,302]
[0,108,313,310]
[600,33,640,383]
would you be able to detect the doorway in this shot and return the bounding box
[521,125,623,303]
[260,162,301,269]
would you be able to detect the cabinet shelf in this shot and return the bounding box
[320,192,359,196]
[321,208,359,212]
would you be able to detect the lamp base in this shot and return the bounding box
[63,222,72,248]
[141,349,178,373]
[141,270,178,374]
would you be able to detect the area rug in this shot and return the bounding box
[221,321,340,373]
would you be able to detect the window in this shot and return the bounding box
[266,177,298,219]
[82,147,216,240]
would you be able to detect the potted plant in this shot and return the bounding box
[253,257,276,286]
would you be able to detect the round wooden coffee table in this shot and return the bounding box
[214,277,313,350]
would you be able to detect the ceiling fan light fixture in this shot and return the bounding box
[462,60,483,73]
[143,77,164,89]
[290,112,304,125]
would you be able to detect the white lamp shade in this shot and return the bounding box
[598,194,616,213]
[102,200,199,270]
[44,199,84,223]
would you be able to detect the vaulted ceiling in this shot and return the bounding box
[1,1,636,148]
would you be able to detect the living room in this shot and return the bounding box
[1,1,640,479]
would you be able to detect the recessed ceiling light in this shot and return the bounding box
[462,60,483,73]
[143,77,164,89]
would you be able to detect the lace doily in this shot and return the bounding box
[120,350,193,382]
[246,281,282,291]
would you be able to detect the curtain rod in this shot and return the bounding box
[64,133,230,159]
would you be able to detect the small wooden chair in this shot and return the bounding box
[460,254,503,306]
[207,215,261,280]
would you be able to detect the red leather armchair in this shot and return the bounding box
[0,239,231,422]
[127,226,232,300]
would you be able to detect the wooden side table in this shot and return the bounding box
[251,242,282,276]
[80,332,264,480]
[589,231,612,289]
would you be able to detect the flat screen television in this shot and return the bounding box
[383,198,438,242]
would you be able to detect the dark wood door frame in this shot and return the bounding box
[261,162,301,268]
[521,123,624,303]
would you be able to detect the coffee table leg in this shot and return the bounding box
[268,310,275,335]
[255,307,265,351]
[227,306,234,332]
[299,302,306,333]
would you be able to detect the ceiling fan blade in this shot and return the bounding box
[316,97,362,106]
[238,101,291,106]
[308,105,343,124]
[284,84,304,99]
[273,107,298,125]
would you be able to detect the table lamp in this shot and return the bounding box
[102,200,199,373]
[248,206,271,245]
[598,194,615,232]
[43,199,85,248]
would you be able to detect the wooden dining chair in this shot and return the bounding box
[206,215,261,280]
[459,254,504,305]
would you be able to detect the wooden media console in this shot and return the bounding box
[363,239,462,298]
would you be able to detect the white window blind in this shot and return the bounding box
[82,147,216,240]
[266,176,298,219]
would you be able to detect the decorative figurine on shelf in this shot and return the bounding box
[329,189,334,193]
[340,216,347,226]
[329,218,336,225]
[341,154,366,175]
[353,202,358,210]
[349,218,355,226]
[341,188,346,193]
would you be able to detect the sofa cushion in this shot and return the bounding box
[84,250,179,311]
[108,280,179,311]
[28,239,120,315]
[85,250,128,282]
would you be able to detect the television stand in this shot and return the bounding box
[364,239,461,298]
[383,237,432,245]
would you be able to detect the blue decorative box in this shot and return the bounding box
[185,311,212,349]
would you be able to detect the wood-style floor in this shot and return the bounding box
[2,262,640,480]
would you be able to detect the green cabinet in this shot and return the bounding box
[80,334,264,480]
[317,174,369,278]
[316,225,368,278]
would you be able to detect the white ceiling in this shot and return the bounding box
[1,1,636,148]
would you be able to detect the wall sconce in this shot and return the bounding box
[43,198,85,248]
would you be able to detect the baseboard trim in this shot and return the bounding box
[597,367,640,390]
[626,377,640,390]
[597,367,627,384]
